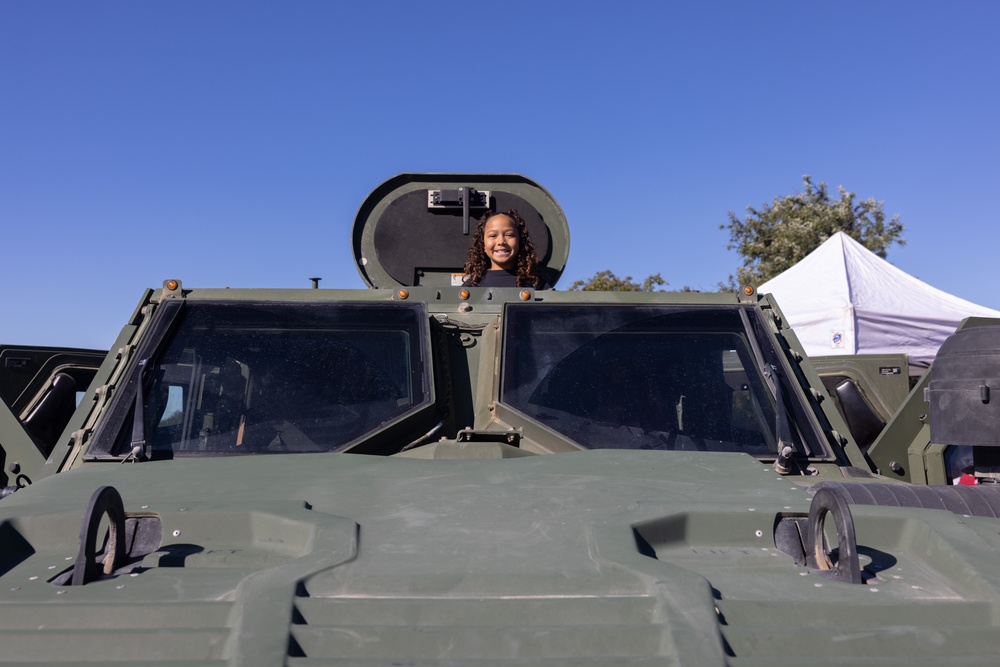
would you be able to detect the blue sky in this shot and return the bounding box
[2,1,998,350]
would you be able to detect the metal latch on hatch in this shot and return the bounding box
[427,187,491,235]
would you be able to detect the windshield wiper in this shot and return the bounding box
[122,359,150,463]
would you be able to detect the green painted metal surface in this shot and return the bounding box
[1,176,999,665]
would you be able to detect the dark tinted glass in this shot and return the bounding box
[136,302,428,456]
[501,305,777,454]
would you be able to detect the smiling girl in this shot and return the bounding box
[462,209,546,288]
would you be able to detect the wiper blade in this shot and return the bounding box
[123,359,150,463]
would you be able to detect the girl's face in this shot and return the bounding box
[483,215,520,270]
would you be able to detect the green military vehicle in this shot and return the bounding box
[810,354,911,452]
[807,320,1000,486]
[0,345,106,494]
[2,174,1000,665]
[857,317,1000,485]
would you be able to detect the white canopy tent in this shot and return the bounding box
[758,232,1000,372]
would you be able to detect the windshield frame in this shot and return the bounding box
[497,302,833,460]
[85,299,435,459]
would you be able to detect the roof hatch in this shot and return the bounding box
[351,174,569,289]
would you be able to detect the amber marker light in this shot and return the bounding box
[743,285,755,296]
[166,280,179,291]
[459,289,470,300]
[519,290,531,301]
[397,289,409,300]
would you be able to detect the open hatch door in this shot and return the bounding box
[351,173,570,289]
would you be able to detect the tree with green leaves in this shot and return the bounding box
[722,175,904,288]
[568,270,666,292]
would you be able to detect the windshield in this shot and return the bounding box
[501,304,779,454]
[116,301,430,457]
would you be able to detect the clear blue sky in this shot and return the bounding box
[3,1,998,350]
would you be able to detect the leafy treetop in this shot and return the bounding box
[722,175,904,288]
[568,270,666,292]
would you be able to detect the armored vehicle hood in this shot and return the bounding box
[6,448,1000,665]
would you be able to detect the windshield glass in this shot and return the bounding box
[501,305,779,454]
[128,301,429,456]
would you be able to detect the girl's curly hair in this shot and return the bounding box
[462,209,541,287]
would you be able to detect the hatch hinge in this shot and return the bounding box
[427,188,491,235]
